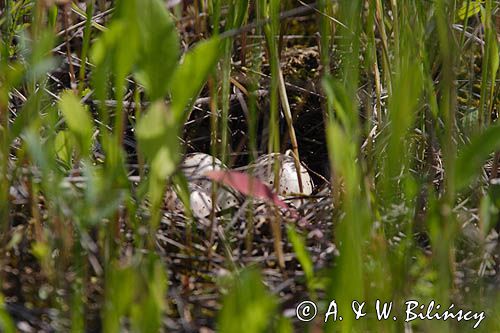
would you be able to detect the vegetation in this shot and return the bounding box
[1,0,500,332]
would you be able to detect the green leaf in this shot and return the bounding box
[488,29,499,79]
[48,5,58,27]
[58,91,94,153]
[26,30,56,81]
[130,254,167,333]
[103,255,166,332]
[136,102,179,179]
[479,194,496,237]
[457,1,483,21]
[170,37,221,122]
[54,130,75,167]
[90,21,127,65]
[24,130,51,174]
[90,0,139,89]
[385,55,423,185]
[226,0,249,30]
[31,241,50,262]
[321,75,354,130]
[272,316,293,333]
[287,225,314,284]
[135,0,180,101]
[489,178,500,207]
[455,124,500,190]
[326,122,358,193]
[460,108,479,133]
[218,269,277,333]
[0,294,15,333]
[103,263,137,332]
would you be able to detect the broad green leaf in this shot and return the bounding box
[170,37,222,122]
[103,264,137,332]
[24,130,51,174]
[273,316,293,333]
[54,130,75,166]
[90,21,128,65]
[488,28,499,80]
[490,178,500,207]
[386,56,423,185]
[135,0,179,101]
[90,0,139,90]
[479,194,496,237]
[457,1,483,21]
[460,108,479,133]
[480,3,499,82]
[31,241,50,263]
[130,254,167,333]
[103,255,166,332]
[48,5,58,28]
[25,30,56,82]
[218,269,277,333]
[14,29,55,83]
[136,102,179,179]
[287,225,314,284]
[0,295,15,333]
[455,124,500,190]
[326,122,358,193]
[58,91,93,153]
[80,165,124,226]
[321,75,353,129]
[151,147,177,179]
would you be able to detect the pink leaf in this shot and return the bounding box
[205,170,298,218]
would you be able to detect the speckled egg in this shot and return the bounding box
[180,152,240,210]
[250,153,313,205]
[164,183,218,219]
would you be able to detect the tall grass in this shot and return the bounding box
[1,0,500,332]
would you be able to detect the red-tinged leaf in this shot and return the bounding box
[205,170,292,212]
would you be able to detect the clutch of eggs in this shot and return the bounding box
[171,152,314,218]
[180,153,239,211]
